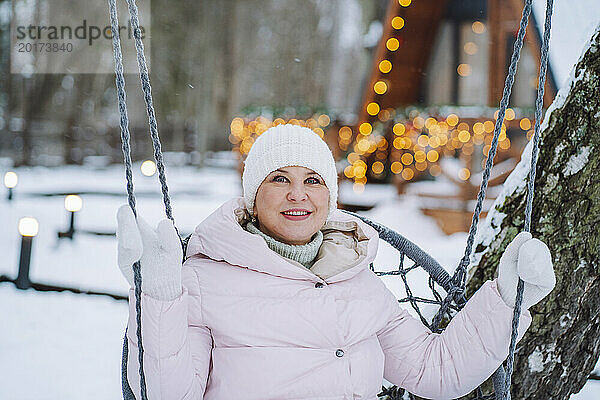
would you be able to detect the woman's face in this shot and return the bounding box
[253,166,329,245]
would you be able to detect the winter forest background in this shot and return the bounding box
[1,0,600,399]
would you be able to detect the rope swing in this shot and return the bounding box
[108,0,554,398]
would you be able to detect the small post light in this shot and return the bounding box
[140,160,157,177]
[4,171,18,201]
[16,217,39,289]
[58,194,82,240]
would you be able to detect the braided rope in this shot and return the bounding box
[503,1,553,398]
[431,0,534,334]
[124,0,175,222]
[107,0,147,398]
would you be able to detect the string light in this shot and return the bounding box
[463,42,478,55]
[386,38,400,51]
[366,102,380,116]
[379,60,392,73]
[391,16,405,30]
[398,0,411,7]
[374,81,388,94]
[472,21,486,34]
[359,122,372,135]
[520,118,531,130]
[457,63,472,77]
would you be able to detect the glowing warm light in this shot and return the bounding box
[425,118,437,130]
[347,153,360,164]
[230,117,244,134]
[378,109,391,122]
[344,165,354,178]
[520,118,531,130]
[386,38,400,51]
[379,60,392,73]
[393,123,405,136]
[359,122,372,135]
[457,63,472,77]
[317,114,330,126]
[500,137,511,149]
[366,102,380,116]
[527,129,534,140]
[374,81,388,94]
[427,150,439,162]
[357,139,370,152]
[472,21,486,34]
[353,183,365,193]
[414,150,426,163]
[462,143,474,155]
[18,217,39,237]
[240,137,254,154]
[390,161,403,174]
[464,41,478,55]
[446,114,459,126]
[417,135,429,147]
[458,168,471,181]
[483,144,491,157]
[339,126,352,139]
[401,153,414,165]
[398,0,411,6]
[314,128,324,138]
[413,116,425,129]
[473,122,484,134]
[393,137,403,149]
[391,16,405,30]
[4,171,17,188]
[505,108,515,121]
[429,136,440,148]
[372,161,385,174]
[415,162,428,171]
[484,120,495,133]
[354,165,367,178]
[64,195,83,212]
[141,160,157,176]
[402,168,414,180]
[458,130,471,143]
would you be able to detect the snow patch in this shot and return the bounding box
[564,146,592,176]
[528,348,545,373]
[539,24,599,136]
[528,343,562,374]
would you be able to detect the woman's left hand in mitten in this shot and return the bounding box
[497,232,556,309]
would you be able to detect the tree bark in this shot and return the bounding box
[465,25,600,399]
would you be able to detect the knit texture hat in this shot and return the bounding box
[242,124,338,218]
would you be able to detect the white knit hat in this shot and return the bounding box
[242,124,338,218]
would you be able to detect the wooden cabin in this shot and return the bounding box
[345,0,558,233]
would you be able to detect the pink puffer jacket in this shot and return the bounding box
[126,197,531,400]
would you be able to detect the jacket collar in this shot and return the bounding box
[186,197,379,283]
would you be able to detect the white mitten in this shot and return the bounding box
[497,232,556,309]
[116,205,183,300]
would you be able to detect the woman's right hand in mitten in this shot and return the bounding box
[116,205,183,300]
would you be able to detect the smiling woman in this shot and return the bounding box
[117,124,554,400]
[252,166,330,245]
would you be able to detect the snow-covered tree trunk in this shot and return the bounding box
[465,25,600,400]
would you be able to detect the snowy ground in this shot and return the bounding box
[1,164,598,399]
